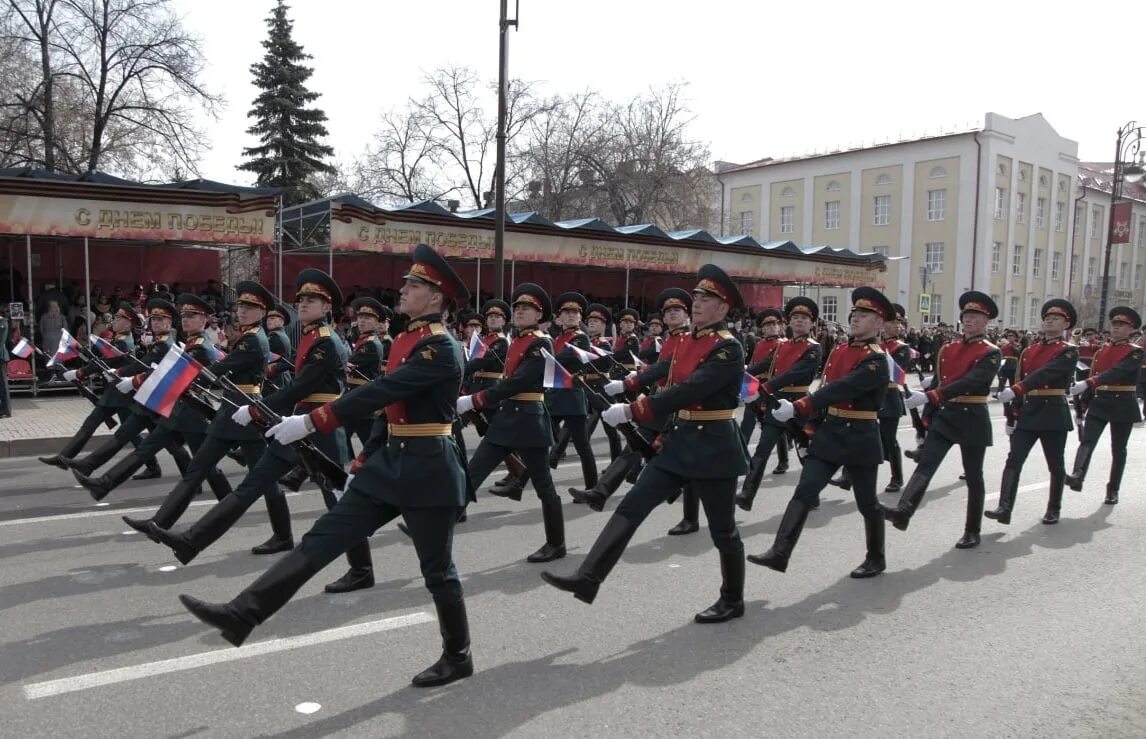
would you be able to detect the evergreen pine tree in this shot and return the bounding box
[239,0,334,204]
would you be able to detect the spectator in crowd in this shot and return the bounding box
[39,299,66,353]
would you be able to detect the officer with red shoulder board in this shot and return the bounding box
[737,307,789,470]
[1065,306,1144,505]
[747,287,892,579]
[989,299,1079,525]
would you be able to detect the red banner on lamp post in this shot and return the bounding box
[1112,201,1132,243]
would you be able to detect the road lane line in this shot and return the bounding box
[23,611,434,700]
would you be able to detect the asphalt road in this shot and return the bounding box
[1,410,1144,738]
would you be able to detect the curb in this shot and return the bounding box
[1,432,112,459]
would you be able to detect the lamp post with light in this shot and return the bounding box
[1097,121,1145,330]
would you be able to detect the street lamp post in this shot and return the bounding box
[493,0,520,301]
[1097,121,1145,330]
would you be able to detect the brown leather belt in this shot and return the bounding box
[950,395,989,404]
[1027,389,1066,396]
[828,407,877,420]
[887,382,902,389]
[390,423,452,437]
[1097,385,1136,392]
[347,377,368,385]
[510,392,544,402]
[780,385,809,393]
[677,409,736,421]
[473,371,505,379]
[302,393,341,404]
[581,373,603,381]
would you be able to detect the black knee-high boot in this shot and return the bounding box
[540,513,638,603]
[881,472,928,531]
[325,539,375,593]
[985,467,1020,525]
[251,491,295,555]
[74,451,145,501]
[695,547,746,623]
[668,485,700,535]
[149,494,256,565]
[884,443,903,492]
[569,451,636,510]
[850,514,885,578]
[527,495,566,562]
[1065,442,1093,491]
[64,435,124,476]
[412,598,473,687]
[735,454,768,511]
[747,498,811,572]
[957,476,985,549]
[1042,472,1064,525]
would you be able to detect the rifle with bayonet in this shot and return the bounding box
[40,346,118,429]
[756,385,813,465]
[459,344,530,479]
[570,370,657,460]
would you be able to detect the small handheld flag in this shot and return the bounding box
[886,354,907,386]
[466,332,487,361]
[46,329,81,366]
[568,344,598,364]
[133,344,204,418]
[541,349,574,390]
[266,351,281,364]
[654,336,663,354]
[589,344,612,358]
[91,335,124,359]
[205,343,226,362]
[10,337,33,359]
[740,372,760,400]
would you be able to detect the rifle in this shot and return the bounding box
[463,409,529,478]
[39,347,118,429]
[571,372,657,461]
[214,373,348,491]
[758,386,812,465]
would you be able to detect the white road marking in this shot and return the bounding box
[294,702,322,714]
[23,611,434,700]
[0,491,307,528]
[157,565,177,572]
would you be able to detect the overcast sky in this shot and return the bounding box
[178,0,1141,187]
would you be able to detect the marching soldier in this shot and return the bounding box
[880,292,1001,548]
[346,297,390,449]
[585,303,624,463]
[747,288,892,578]
[177,244,476,688]
[545,292,598,490]
[542,265,750,623]
[456,283,566,562]
[638,316,663,365]
[150,269,376,593]
[996,329,1019,396]
[0,309,9,419]
[878,304,912,492]
[1065,307,1144,505]
[989,299,1079,525]
[738,309,785,453]
[264,302,294,391]
[457,299,510,471]
[735,297,821,512]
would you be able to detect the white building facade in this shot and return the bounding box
[716,113,1081,329]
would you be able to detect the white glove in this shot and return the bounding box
[771,399,795,422]
[1005,424,1014,436]
[456,395,474,415]
[232,404,253,426]
[115,376,134,394]
[1069,381,1088,397]
[603,379,625,396]
[265,414,313,445]
[998,387,1016,403]
[626,371,637,380]
[602,403,631,427]
[62,369,79,382]
[334,474,356,501]
[905,390,928,409]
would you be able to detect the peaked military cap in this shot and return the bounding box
[656,288,692,315]
[891,303,908,322]
[295,268,343,313]
[266,301,292,325]
[958,291,998,319]
[511,283,552,322]
[177,293,212,316]
[482,299,510,319]
[234,281,275,311]
[1109,306,1142,329]
[352,297,388,320]
[402,243,470,307]
[850,287,895,321]
[616,308,640,323]
[693,264,744,310]
[758,307,785,325]
[785,296,818,321]
[647,315,664,327]
[586,303,612,324]
[145,297,177,321]
[554,292,588,315]
[1041,298,1077,328]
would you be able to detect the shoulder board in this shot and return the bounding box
[982,340,999,350]
[867,343,884,354]
[1063,341,1077,348]
[805,337,820,345]
[318,326,332,338]
[531,330,548,338]
[428,322,446,335]
[717,330,735,340]
[244,326,261,335]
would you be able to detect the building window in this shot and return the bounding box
[875,174,892,186]
[873,195,890,226]
[1029,297,1038,324]
[929,294,942,324]
[1016,193,1026,224]
[825,200,841,230]
[1012,245,1023,277]
[1036,197,1046,229]
[1136,264,1143,291]
[1070,255,1080,284]
[826,180,841,192]
[1055,201,1065,232]
[1138,217,1146,248]
[994,187,1006,220]
[1010,296,1021,324]
[870,245,889,256]
[990,293,1001,310]
[1091,207,1102,238]
[1087,257,1096,286]
[925,242,944,273]
[929,166,947,179]
[1032,248,1042,277]
[1074,204,1084,236]
[738,211,753,237]
[821,295,838,324]
[779,205,794,234]
[1051,252,1062,281]
[991,241,1002,273]
[1119,261,1130,289]
[926,189,946,221]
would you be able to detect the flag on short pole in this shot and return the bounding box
[541,349,574,389]
[589,344,612,357]
[568,344,598,364]
[654,336,663,354]
[266,350,281,364]
[10,337,33,359]
[887,354,907,386]
[204,343,226,362]
[133,344,204,418]
[466,332,486,361]
[47,329,81,366]
[741,372,760,400]
[91,335,124,359]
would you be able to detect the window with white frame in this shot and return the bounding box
[1032,248,1042,277]
[991,293,1001,311]
[1036,197,1046,228]
[1091,207,1102,238]
[821,295,838,323]
[929,294,942,324]
[1055,201,1065,232]
[1119,261,1130,289]
[1087,257,1096,285]
[873,195,890,226]
[1136,264,1143,291]
[991,241,1002,273]
[870,245,889,257]
[1071,255,1080,283]
[1138,217,1146,248]
[994,188,1006,219]
[1074,204,1084,236]
[1012,245,1023,276]
[1051,252,1062,281]
[926,189,945,221]
[738,211,753,237]
[1010,296,1021,324]
[825,200,841,230]
[779,206,794,234]
[1016,193,1026,224]
[1029,297,1038,323]
[925,242,944,273]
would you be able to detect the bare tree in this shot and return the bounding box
[351,102,455,205]
[517,89,608,221]
[1,0,60,168]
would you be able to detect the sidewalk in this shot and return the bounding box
[0,393,112,457]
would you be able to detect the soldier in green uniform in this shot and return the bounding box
[345,297,390,450]
[74,294,231,501]
[456,284,566,563]
[747,288,893,579]
[545,292,598,490]
[542,265,750,623]
[263,302,294,391]
[177,244,475,688]
[150,269,375,593]
[1065,306,1143,505]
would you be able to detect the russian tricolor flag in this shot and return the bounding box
[887,354,907,386]
[542,349,574,389]
[740,372,760,400]
[568,344,597,364]
[133,344,204,418]
[91,335,124,359]
[466,332,486,361]
[47,329,81,366]
[10,337,33,359]
[266,350,281,364]
[205,343,226,362]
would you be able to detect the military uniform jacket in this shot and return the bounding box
[206,325,269,442]
[348,331,386,390]
[637,335,661,366]
[160,332,215,434]
[124,332,175,417]
[922,336,1000,446]
[1011,339,1078,432]
[464,332,509,394]
[311,315,467,508]
[545,328,590,416]
[86,332,137,409]
[758,335,821,428]
[473,329,555,449]
[746,335,784,378]
[623,327,688,432]
[793,339,888,467]
[879,338,913,418]
[629,322,749,479]
[266,328,294,389]
[612,333,641,373]
[0,317,8,362]
[1083,341,1144,424]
